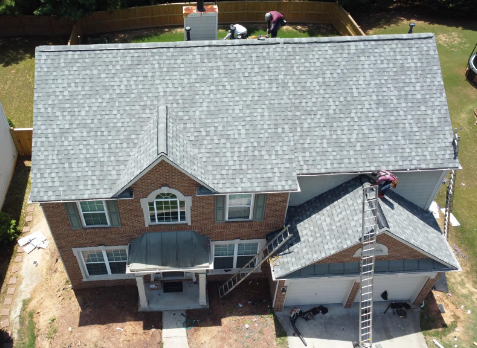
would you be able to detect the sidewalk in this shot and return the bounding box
[162,310,189,348]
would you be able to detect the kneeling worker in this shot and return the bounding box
[265,11,285,38]
[223,24,248,40]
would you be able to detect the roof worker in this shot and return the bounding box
[265,11,286,38]
[223,24,248,40]
[374,170,399,198]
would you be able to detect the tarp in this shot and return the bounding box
[128,231,211,272]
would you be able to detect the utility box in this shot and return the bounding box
[183,4,218,41]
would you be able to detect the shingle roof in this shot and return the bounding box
[272,176,460,279]
[31,34,458,202]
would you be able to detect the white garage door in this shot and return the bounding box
[355,274,429,303]
[285,277,354,306]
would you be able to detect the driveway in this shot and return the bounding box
[277,303,427,348]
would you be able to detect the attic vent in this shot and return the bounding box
[158,105,167,155]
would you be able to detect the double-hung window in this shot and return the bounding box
[213,241,261,271]
[148,193,186,224]
[77,201,110,227]
[78,246,128,278]
[226,194,254,221]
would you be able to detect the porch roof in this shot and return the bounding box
[128,231,211,272]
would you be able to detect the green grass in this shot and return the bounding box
[362,10,477,347]
[16,299,36,348]
[0,37,66,128]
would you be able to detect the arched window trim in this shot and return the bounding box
[140,187,192,227]
[353,243,388,257]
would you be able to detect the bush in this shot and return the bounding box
[338,0,394,13]
[0,212,21,244]
[7,118,15,128]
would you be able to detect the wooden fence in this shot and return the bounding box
[9,128,33,156]
[76,1,364,37]
[0,15,74,37]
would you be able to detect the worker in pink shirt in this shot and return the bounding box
[374,170,399,197]
[265,11,286,38]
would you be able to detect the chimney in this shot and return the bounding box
[197,0,205,12]
[185,26,191,41]
[408,22,415,34]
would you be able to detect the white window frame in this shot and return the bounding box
[140,187,192,227]
[353,243,389,257]
[225,194,255,221]
[73,245,135,281]
[210,239,265,274]
[76,200,110,228]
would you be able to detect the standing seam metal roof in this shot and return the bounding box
[31,34,459,202]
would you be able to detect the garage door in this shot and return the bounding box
[356,274,428,303]
[285,277,354,306]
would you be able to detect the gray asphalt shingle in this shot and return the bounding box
[272,176,460,279]
[31,34,459,202]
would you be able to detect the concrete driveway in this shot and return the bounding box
[277,303,427,348]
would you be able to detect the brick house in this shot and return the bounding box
[31,34,460,312]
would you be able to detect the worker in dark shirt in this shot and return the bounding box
[265,11,285,38]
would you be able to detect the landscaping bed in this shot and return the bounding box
[187,280,287,348]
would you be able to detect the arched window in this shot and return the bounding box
[148,192,186,223]
[140,187,192,227]
[353,243,388,257]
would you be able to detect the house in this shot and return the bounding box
[31,34,460,312]
[0,102,17,209]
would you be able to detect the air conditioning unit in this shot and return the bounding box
[183,2,218,41]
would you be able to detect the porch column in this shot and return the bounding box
[136,276,148,309]
[199,273,207,306]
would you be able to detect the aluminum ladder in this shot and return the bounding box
[444,128,461,240]
[218,225,292,299]
[358,185,379,348]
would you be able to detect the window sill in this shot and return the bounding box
[225,219,253,223]
[149,222,188,226]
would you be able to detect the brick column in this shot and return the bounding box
[344,280,360,308]
[413,273,441,305]
[273,280,287,312]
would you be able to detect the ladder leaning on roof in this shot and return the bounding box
[444,128,461,240]
[218,225,292,299]
[358,185,379,348]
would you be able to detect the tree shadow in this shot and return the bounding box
[76,285,162,330]
[0,37,66,68]
[0,329,13,346]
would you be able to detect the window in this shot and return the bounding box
[226,194,254,221]
[140,187,192,227]
[77,201,109,227]
[148,193,186,224]
[353,243,388,257]
[213,241,261,271]
[76,246,129,279]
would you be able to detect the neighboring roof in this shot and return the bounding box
[272,176,460,278]
[31,34,459,202]
[128,230,211,272]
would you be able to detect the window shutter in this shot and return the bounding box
[64,202,82,229]
[253,194,267,221]
[215,196,225,223]
[106,200,121,227]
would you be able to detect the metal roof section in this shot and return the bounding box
[31,34,458,202]
[128,230,211,272]
[272,176,460,279]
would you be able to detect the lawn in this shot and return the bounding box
[355,8,477,347]
[0,36,66,128]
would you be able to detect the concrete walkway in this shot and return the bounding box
[162,310,189,348]
[277,303,427,348]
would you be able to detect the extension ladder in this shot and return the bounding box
[358,185,379,348]
[218,225,292,299]
[444,128,461,240]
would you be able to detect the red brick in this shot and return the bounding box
[413,273,441,305]
[344,281,360,308]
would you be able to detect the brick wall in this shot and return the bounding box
[344,281,360,308]
[316,233,428,265]
[42,161,289,289]
[413,273,441,305]
[273,280,287,312]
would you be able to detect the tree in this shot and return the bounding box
[34,0,97,20]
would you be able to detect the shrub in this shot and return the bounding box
[7,117,15,128]
[0,212,21,244]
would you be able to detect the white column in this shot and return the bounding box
[199,274,207,306]
[136,276,148,309]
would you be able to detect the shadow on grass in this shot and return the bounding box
[420,291,457,338]
[0,37,66,68]
[76,285,162,330]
